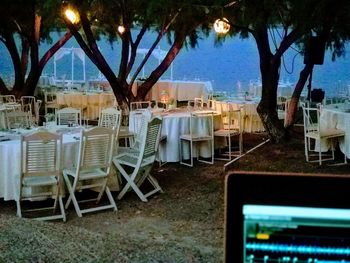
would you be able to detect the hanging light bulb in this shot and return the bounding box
[118,25,126,34]
[213,18,231,34]
[65,8,79,24]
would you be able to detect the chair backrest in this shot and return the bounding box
[140,117,162,160]
[20,96,36,114]
[0,95,16,104]
[76,126,116,174]
[129,110,152,149]
[98,107,122,130]
[21,130,62,178]
[130,101,151,111]
[6,110,33,129]
[302,104,320,135]
[44,91,57,104]
[188,98,203,110]
[55,107,81,126]
[189,111,214,138]
[194,98,203,108]
[207,99,217,110]
[221,104,242,132]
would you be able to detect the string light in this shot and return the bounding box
[65,8,79,24]
[118,25,126,34]
[213,17,231,34]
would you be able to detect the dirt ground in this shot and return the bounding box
[1,127,349,263]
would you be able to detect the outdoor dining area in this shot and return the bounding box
[0,83,270,222]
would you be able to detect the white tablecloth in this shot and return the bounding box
[320,104,350,158]
[56,92,115,120]
[129,109,220,162]
[143,80,213,101]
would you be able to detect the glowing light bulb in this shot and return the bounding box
[65,9,78,24]
[118,25,125,34]
[213,18,231,34]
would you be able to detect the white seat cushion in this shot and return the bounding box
[64,168,108,180]
[23,176,57,187]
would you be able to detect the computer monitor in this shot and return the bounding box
[225,171,350,263]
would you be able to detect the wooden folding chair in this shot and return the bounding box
[98,107,122,130]
[63,126,117,217]
[55,107,81,126]
[113,117,163,202]
[17,130,66,221]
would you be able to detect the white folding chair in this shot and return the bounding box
[214,104,243,161]
[5,110,33,129]
[113,117,163,202]
[55,107,81,126]
[130,101,151,111]
[98,107,122,130]
[20,96,41,124]
[277,99,291,127]
[118,109,151,150]
[44,91,60,115]
[0,95,16,104]
[180,112,214,167]
[63,126,118,217]
[302,104,346,165]
[17,130,66,221]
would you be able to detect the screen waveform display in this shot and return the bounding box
[243,205,350,263]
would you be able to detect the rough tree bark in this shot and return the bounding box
[285,62,314,128]
[254,27,287,142]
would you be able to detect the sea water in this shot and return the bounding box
[0,32,349,97]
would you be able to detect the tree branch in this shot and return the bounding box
[0,77,9,94]
[275,27,303,58]
[137,31,187,99]
[129,31,163,88]
[38,31,72,69]
[3,29,23,90]
[128,10,182,88]
[126,25,148,75]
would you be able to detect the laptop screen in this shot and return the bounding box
[225,172,350,263]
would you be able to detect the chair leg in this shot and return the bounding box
[180,139,193,167]
[105,186,118,212]
[304,136,309,162]
[116,164,148,202]
[16,200,22,218]
[63,173,82,217]
[190,141,193,167]
[58,196,66,222]
[96,178,108,203]
[228,136,232,160]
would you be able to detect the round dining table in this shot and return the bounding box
[129,108,223,163]
[320,103,350,158]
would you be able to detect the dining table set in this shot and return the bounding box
[0,125,120,202]
[0,83,263,221]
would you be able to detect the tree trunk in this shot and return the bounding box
[255,28,287,142]
[257,64,287,142]
[285,62,314,128]
[4,31,24,94]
